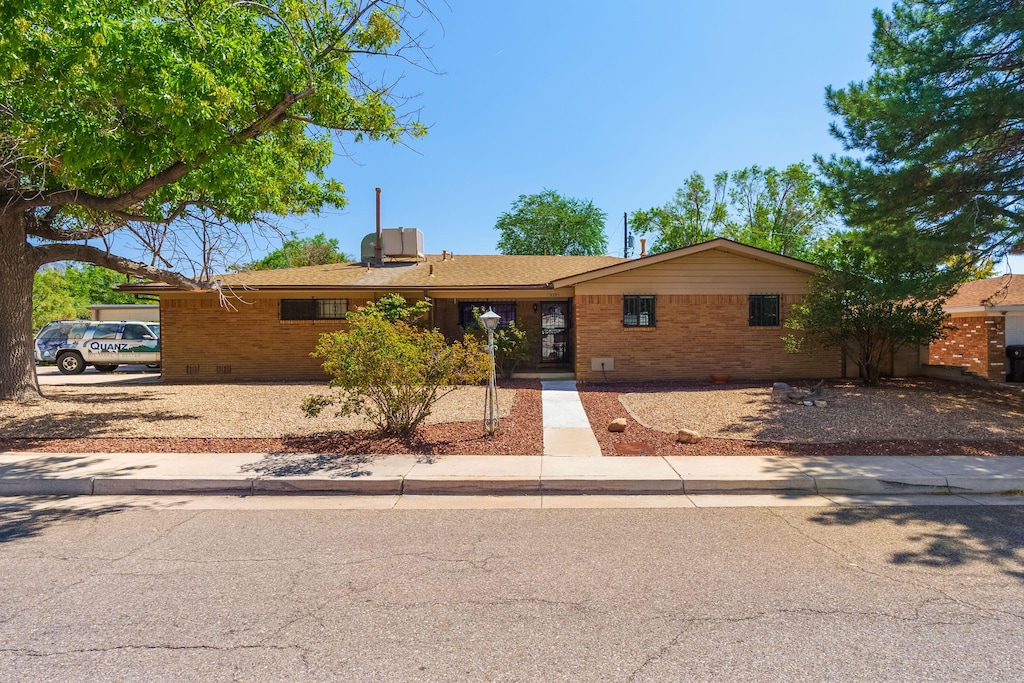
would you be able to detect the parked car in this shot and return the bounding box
[34,320,161,374]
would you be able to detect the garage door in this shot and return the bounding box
[1006,313,1024,346]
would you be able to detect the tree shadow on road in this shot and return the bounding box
[0,497,129,545]
[807,504,1024,582]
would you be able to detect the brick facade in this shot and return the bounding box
[573,294,840,382]
[929,315,1006,381]
[160,294,370,382]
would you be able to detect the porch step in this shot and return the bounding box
[513,372,575,380]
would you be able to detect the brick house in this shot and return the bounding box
[124,238,841,383]
[929,274,1024,382]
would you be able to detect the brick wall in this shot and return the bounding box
[573,294,840,382]
[160,294,370,382]
[929,315,1005,381]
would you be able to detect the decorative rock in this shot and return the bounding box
[772,382,793,402]
[608,418,628,432]
[813,400,828,408]
[676,428,701,444]
[803,400,814,407]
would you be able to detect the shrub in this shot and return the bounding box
[462,308,538,379]
[303,295,490,437]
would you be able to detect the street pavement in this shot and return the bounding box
[35,365,161,386]
[0,502,1022,681]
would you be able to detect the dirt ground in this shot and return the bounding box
[4,377,1024,456]
[0,381,544,456]
[578,379,1024,456]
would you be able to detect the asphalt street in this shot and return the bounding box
[0,501,1022,682]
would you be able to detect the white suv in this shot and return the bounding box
[34,320,161,374]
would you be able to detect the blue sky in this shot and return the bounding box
[284,1,1019,272]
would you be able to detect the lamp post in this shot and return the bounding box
[480,308,501,435]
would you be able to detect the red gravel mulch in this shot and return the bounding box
[0,380,544,456]
[577,382,1024,457]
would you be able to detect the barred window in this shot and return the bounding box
[459,302,517,328]
[749,294,780,326]
[281,298,348,321]
[623,295,655,328]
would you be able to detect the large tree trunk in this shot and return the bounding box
[0,211,41,402]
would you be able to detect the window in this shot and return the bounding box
[749,294,780,326]
[623,295,655,327]
[459,302,517,328]
[121,324,151,340]
[280,298,348,321]
[91,323,121,339]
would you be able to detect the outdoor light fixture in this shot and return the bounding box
[480,308,500,434]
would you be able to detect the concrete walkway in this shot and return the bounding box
[541,380,603,457]
[2,451,1024,498]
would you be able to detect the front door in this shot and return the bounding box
[540,301,570,364]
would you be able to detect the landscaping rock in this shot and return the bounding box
[676,428,701,444]
[813,400,828,408]
[608,418,628,432]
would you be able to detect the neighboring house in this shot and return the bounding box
[88,304,160,322]
[121,238,841,383]
[930,274,1024,382]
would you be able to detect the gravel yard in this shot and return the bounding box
[0,383,517,438]
[578,379,1024,456]
[619,379,1024,442]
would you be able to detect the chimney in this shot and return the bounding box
[374,187,383,266]
[640,238,647,257]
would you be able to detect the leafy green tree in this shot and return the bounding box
[495,190,608,256]
[784,234,959,386]
[303,295,490,437]
[236,232,352,271]
[0,0,428,401]
[32,269,77,331]
[64,264,142,316]
[820,0,1024,263]
[630,172,728,253]
[723,164,834,260]
[631,164,834,258]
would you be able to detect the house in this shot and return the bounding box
[929,274,1024,382]
[121,238,842,383]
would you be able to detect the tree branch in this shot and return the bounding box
[12,88,314,214]
[31,243,206,291]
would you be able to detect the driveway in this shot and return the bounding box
[35,365,161,386]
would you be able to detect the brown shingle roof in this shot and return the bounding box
[946,274,1024,308]
[135,254,627,291]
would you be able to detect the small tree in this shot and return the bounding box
[784,235,958,386]
[303,295,490,437]
[235,232,352,271]
[463,308,538,379]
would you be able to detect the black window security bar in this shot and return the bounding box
[749,294,780,326]
[281,298,348,321]
[623,295,655,327]
[459,302,517,328]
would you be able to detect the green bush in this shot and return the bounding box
[303,295,490,437]
[462,308,538,379]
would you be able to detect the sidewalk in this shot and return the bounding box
[2,451,1024,498]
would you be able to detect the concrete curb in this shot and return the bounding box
[3,453,1024,497]
[2,475,1024,497]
